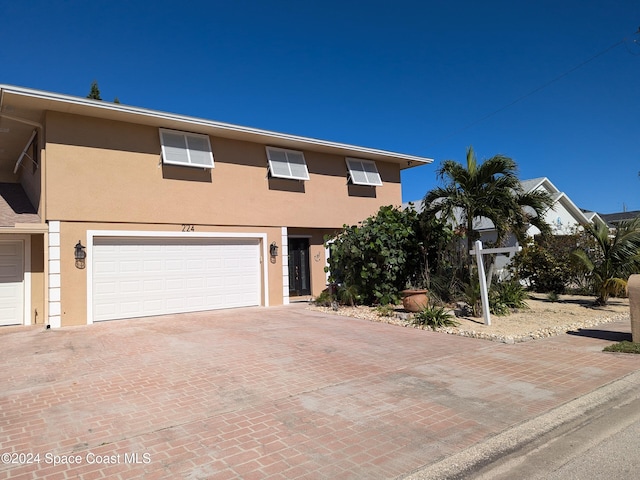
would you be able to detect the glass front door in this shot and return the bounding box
[288,238,311,296]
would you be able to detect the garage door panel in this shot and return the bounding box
[0,243,20,256]
[94,303,118,318]
[95,280,118,294]
[0,241,24,326]
[120,280,142,293]
[121,301,144,315]
[144,259,163,272]
[186,278,204,289]
[94,261,116,274]
[0,265,20,279]
[92,237,262,322]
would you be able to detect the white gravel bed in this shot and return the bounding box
[308,293,631,344]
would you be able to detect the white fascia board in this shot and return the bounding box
[0,85,433,168]
[555,193,591,225]
[539,177,560,195]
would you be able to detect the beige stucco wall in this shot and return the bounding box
[29,233,45,325]
[44,112,402,229]
[43,111,409,326]
[57,222,285,326]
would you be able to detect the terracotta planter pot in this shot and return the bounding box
[401,289,429,312]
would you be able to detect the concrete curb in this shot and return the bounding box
[399,369,640,480]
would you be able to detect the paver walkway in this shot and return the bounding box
[1,304,638,479]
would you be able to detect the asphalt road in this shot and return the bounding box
[469,390,640,479]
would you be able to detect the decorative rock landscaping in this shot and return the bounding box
[309,293,631,344]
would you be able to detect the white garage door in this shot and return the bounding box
[0,241,24,326]
[92,237,261,322]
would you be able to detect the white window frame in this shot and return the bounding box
[159,128,215,169]
[345,158,382,186]
[265,147,310,181]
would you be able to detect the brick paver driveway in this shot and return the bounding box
[1,304,638,479]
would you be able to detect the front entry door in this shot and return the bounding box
[288,238,311,296]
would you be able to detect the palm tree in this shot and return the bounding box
[422,146,553,260]
[572,218,640,305]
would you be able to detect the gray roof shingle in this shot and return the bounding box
[0,183,40,226]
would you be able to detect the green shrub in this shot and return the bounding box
[511,242,569,293]
[603,341,640,354]
[412,306,460,330]
[325,206,424,305]
[511,233,594,294]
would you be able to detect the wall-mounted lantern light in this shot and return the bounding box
[270,241,279,257]
[75,241,86,269]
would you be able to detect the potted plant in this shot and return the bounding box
[401,282,429,312]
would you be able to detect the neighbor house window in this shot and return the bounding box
[345,158,382,186]
[266,147,309,181]
[159,129,214,168]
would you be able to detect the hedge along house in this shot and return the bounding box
[0,85,432,328]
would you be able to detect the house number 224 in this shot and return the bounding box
[181,224,195,232]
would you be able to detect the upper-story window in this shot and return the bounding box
[345,158,382,186]
[159,128,215,168]
[266,147,309,181]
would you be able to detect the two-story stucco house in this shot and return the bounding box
[0,85,432,328]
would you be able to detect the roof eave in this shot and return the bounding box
[0,84,433,169]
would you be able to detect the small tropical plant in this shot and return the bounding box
[337,284,360,306]
[489,298,510,316]
[546,291,560,302]
[375,304,396,317]
[462,274,482,317]
[488,279,529,315]
[313,290,335,307]
[571,219,640,305]
[492,279,529,309]
[412,306,459,330]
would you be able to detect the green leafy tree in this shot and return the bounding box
[87,81,102,100]
[423,146,553,256]
[572,219,640,305]
[422,146,553,291]
[326,206,423,305]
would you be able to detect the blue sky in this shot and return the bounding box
[1,0,638,214]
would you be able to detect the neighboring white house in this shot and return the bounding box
[518,178,605,235]
[404,177,606,277]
